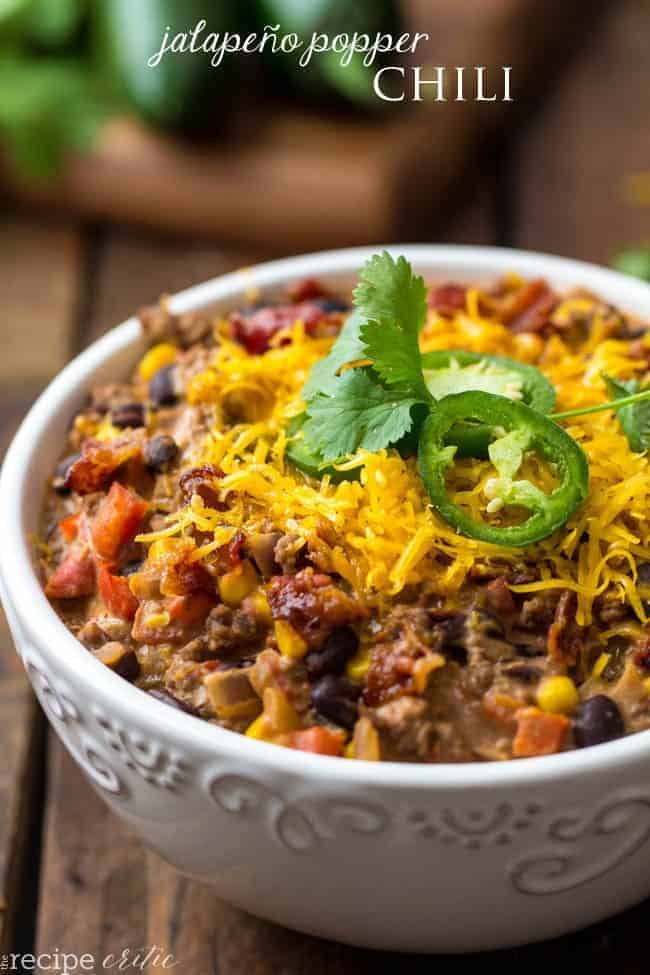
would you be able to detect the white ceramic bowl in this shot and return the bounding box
[4,246,650,954]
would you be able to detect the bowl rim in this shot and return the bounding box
[4,242,650,790]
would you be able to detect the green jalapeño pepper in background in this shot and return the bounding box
[418,391,589,548]
[95,0,237,133]
[421,350,556,458]
[254,0,401,109]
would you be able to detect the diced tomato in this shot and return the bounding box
[91,482,149,561]
[288,727,346,756]
[58,512,82,542]
[230,302,327,355]
[65,430,145,495]
[512,707,569,758]
[45,551,95,599]
[98,565,139,620]
[168,591,216,626]
[428,283,467,316]
[288,278,328,302]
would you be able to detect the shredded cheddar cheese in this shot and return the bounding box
[135,293,650,627]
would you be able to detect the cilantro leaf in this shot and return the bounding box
[302,309,366,399]
[603,374,650,453]
[354,252,429,399]
[303,369,420,461]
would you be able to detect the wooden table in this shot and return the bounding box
[2,1,650,968]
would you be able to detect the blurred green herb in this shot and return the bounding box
[603,374,650,453]
[0,0,116,179]
[0,52,113,178]
[612,247,650,283]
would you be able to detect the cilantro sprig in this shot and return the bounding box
[302,252,432,461]
[551,375,650,452]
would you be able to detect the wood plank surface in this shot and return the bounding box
[0,212,83,957]
[516,0,650,264]
[0,215,81,388]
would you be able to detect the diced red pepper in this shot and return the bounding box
[168,591,216,626]
[288,727,346,756]
[98,565,139,620]
[58,512,82,542]
[428,283,467,316]
[91,482,148,561]
[65,430,145,495]
[230,302,327,355]
[45,551,95,599]
[512,707,569,758]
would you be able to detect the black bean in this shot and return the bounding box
[52,453,80,494]
[311,675,360,730]
[573,695,625,748]
[143,434,179,472]
[317,297,350,313]
[148,689,195,714]
[119,560,143,577]
[149,365,178,407]
[111,402,145,429]
[305,626,359,680]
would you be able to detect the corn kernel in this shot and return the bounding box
[95,418,121,442]
[537,676,579,715]
[344,741,356,759]
[219,560,258,607]
[592,653,610,679]
[263,687,301,733]
[346,647,371,683]
[245,714,270,741]
[274,620,308,660]
[138,342,177,381]
[248,590,272,624]
[144,611,170,628]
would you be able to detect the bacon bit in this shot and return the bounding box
[428,283,467,316]
[547,590,583,665]
[287,726,345,756]
[502,279,557,334]
[179,464,224,508]
[161,558,213,597]
[91,482,149,562]
[633,633,650,672]
[287,278,328,303]
[98,566,139,621]
[64,430,145,495]
[221,529,246,570]
[168,592,216,626]
[45,551,96,599]
[58,512,82,542]
[485,577,516,617]
[230,302,327,355]
[267,568,366,650]
[512,707,569,758]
